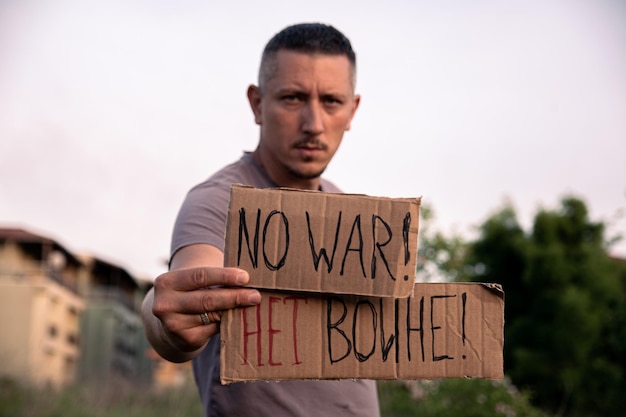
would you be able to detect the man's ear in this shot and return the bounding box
[247,85,262,125]
[345,94,361,131]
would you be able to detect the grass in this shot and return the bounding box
[377,379,552,417]
[0,377,202,417]
[1,376,551,417]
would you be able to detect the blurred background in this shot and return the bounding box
[1,0,624,279]
[1,1,624,416]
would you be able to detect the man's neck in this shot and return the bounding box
[252,148,322,191]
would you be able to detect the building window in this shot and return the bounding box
[64,356,75,379]
[66,333,79,347]
[48,325,58,338]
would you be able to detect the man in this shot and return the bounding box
[141,23,380,416]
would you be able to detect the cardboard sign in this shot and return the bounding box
[224,185,421,298]
[220,283,504,383]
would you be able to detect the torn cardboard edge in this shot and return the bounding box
[220,282,504,384]
[224,184,421,298]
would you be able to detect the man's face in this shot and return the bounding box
[248,50,360,188]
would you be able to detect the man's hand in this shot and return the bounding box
[151,266,261,354]
[141,243,261,363]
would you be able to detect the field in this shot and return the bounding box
[0,377,549,417]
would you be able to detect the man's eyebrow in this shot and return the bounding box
[321,92,349,100]
[276,87,301,93]
[274,87,349,100]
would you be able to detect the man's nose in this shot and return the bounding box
[301,101,324,135]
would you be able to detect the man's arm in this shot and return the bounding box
[141,243,261,363]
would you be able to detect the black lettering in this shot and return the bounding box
[406,296,425,362]
[262,210,289,271]
[462,292,467,347]
[307,211,342,273]
[431,295,456,361]
[402,212,411,281]
[379,298,399,363]
[340,215,366,277]
[352,300,376,362]
[371,215,395,280]
[237,208,260,268]
[462,292,467,359]
[327,297,352,364]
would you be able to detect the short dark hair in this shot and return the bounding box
[258,23,357,92]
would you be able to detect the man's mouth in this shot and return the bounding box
[293,138,327,151]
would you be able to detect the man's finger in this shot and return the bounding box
[199,310,222,325]
[155,266,250,292]
[188,287,261,314]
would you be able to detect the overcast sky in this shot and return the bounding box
[1,0,625,280]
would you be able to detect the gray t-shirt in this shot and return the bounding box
[171,152,380,417]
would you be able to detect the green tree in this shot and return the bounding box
[464,196,626,416]
[416,204,467,282]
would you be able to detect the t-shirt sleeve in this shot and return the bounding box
[170,180,231,262]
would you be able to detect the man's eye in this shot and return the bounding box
[282,95,300,102]
[324,97,342,105]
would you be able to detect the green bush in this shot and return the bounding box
[378,378,553,417]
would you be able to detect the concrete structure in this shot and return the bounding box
[0,228,84,388]
[77,254,152,386]
[0,227,153,388]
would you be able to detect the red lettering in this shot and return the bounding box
[283,296,308,365]
[241,296,308,366]
[268,296,282,366]
[242,304,263,366]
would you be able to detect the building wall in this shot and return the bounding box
[29,280,83,387]
[0,283,33,382]
[0,242,84,388]
[79,299,151,386]
[0,229,159,389]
